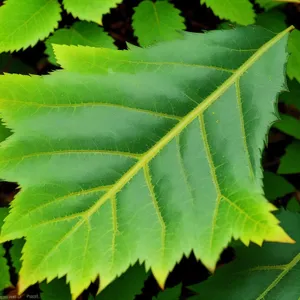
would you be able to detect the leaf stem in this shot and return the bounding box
[273,0,300,4]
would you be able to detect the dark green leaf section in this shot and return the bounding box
[255,0,282,10]
[256,10,286,33]
[263,171,294,201]
[190,210,300,300]
[273,114,300,139]
[0,208,10,291]
[96,264,148,300]
[287,29,300,83]
[287,198,300,213]
[279,141,300,174]
[10,239,25,273]
[281,80,300,110]
[155,284,182,300]
[0,122,11,144]
[40,278,71,300]
[45,22,115,65]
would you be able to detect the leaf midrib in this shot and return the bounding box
[4,27,294,297]
[256,252,300,300]
[1,27,292,243]
[83,26,293,219]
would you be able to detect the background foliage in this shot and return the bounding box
[0,0,300,299]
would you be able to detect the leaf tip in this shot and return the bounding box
[152,268,169,290]
[17,278,27,295]
[266,226,295,244]
[279,233,295,244]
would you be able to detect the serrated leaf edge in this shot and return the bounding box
[62,0,122,25]
[0,25,295,300]
[0,0,62,53]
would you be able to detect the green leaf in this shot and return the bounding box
[0,26,293,299]
[0,122,11,144]
[0,244,10,292]
[132,0,185,47]
[286,197,300,213]
[280,79,300,110]
[40,278,71,300]
[0,0,61,52]
[154,284,182,300]
[190,210,300,300]
[0,208,8,230]
[218,10,286,33]
[263,171,294,201]
[256,10,286,33]
[45,22,116,65]
[279,141,300,174]
[96,264,148,300]
[273,114,300,139]
[0,208,10,291]
[62,0,121,24]
[10,239,25,273]
[255,0,282,10]
[200,0,255,25]
[287,29,300,83]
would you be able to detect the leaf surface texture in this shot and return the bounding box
[200,0,255,25]
[0,26,293,299]
[46,22,115,65]
[132,0,185,47]
[62,0,121,24]
[0,0,61,52]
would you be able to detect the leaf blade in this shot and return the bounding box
[0,208,10,291]
[0,0,61,52]
[132,0,185,47]
[200,0,255,25]
[96,263,148,300]
[45,22,116,65]
[279,141,300,174]
[0,26,294,299]
[287,29,300,83]
[263,171,294,201]
[62,0,121,24]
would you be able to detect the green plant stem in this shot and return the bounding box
[273,0,300,3]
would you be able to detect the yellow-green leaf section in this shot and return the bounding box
[0,26,294,299]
